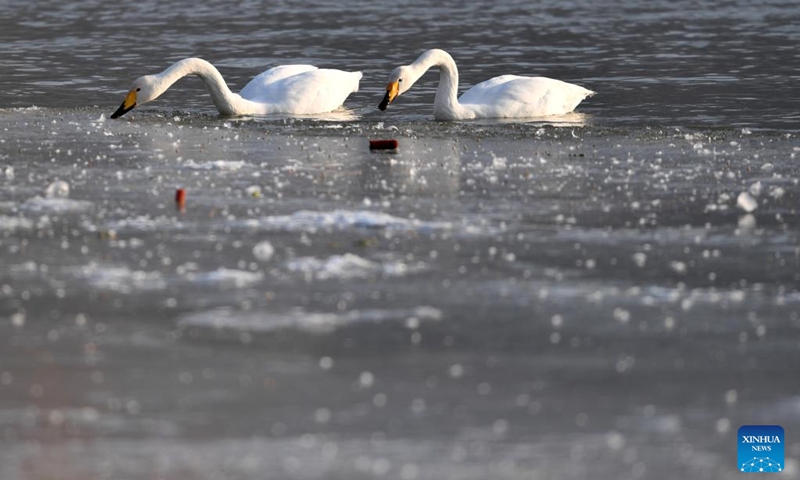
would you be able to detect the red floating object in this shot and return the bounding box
[369,139,399,151]
[175,188,186,208]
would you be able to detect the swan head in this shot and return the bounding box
[378,66,413,111]
[110,76,160,119]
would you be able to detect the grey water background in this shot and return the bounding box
[1,0,800,479]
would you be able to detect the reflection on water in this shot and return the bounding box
[472,111,591,127]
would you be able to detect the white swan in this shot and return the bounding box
[111,57,362,118]
[378,49,594,121]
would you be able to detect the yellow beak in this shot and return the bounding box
[378,81,399,111]
[111,90,138,118]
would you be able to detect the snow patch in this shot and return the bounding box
[180,160,248,171]
[178,305,443,334]
[286,253,426,280]
[184,268,264,288]
[242,209,452,233]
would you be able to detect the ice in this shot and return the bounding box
[738,214,756,230]
[66,264,166,293]
[44,180,70,198]
[243,210,453,233]
[252,241,275,262]
[103,215,185,233]
[736,191,758,212]
[286,253,426,280]
[21,197,93,213]
[178,305,443,334]
[769,186,786,199]
[0,216,34,231]
[2,97,800,480]
[184,268,264,288]
[181,160,249,170]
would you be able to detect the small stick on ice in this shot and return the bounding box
[175,188,186,211]
[369,139,399,151]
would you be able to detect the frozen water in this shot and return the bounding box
[1,1,800,479]
[285,253,426,281]
[252,240,275,262]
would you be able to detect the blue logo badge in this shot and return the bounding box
[738,425,784,473]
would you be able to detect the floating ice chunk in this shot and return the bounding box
[286,253,426,281]
[769,186,785,199]
[11,312,26,327]
[185,268,264,288]
[181,160,248,170]
[605,431,625,451]
[0,216,34,231]
[103,215,184,233]
[670,261,687,274]
[67,264,166,293]
[177,305,442,334]
[246,210,453,234]
[613,307,631,323]
[252,241,275,262]
[738,214,756,230]
[21,197,93,213]
[45,180,70,198]
[491,155,507,170]
[748,181,762,196]
[736,192,758,212]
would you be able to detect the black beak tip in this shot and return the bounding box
[110,102,135,119]
[378,93,391,111]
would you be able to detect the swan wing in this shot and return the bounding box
[239,65,319,99]
[241,68,361,115]
[459,75,594,117]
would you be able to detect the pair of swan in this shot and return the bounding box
[111,49,594,121]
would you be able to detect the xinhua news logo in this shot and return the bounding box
[738,425,784,473]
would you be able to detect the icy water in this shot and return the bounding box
[1,1,800,479]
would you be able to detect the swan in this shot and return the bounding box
[378,49,594,121]
[110,57,362,118]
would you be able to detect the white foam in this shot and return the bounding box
[736,191,758,212]
[44,180,70,198]
[103,215,184,232]
[66,264,166,293]
[181,160,248,171]
[286,253,426,280]
[178,305,442,334]
[252,241,275,262]
[184,268,264,288]
[0,216,34,231]
[20,196,93,213]
[243,209,452,233]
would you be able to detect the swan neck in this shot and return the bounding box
[414,50,463,120]
[158,58,242,115]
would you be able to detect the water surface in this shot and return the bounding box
[1,1,800,479]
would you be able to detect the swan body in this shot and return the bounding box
[378,49,594,121]
[111,58,362,118]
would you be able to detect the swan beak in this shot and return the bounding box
[378,81,399,111]
[111,90,138,119]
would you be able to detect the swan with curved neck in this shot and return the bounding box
[378,49,594,120]
[111,58,361,118]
